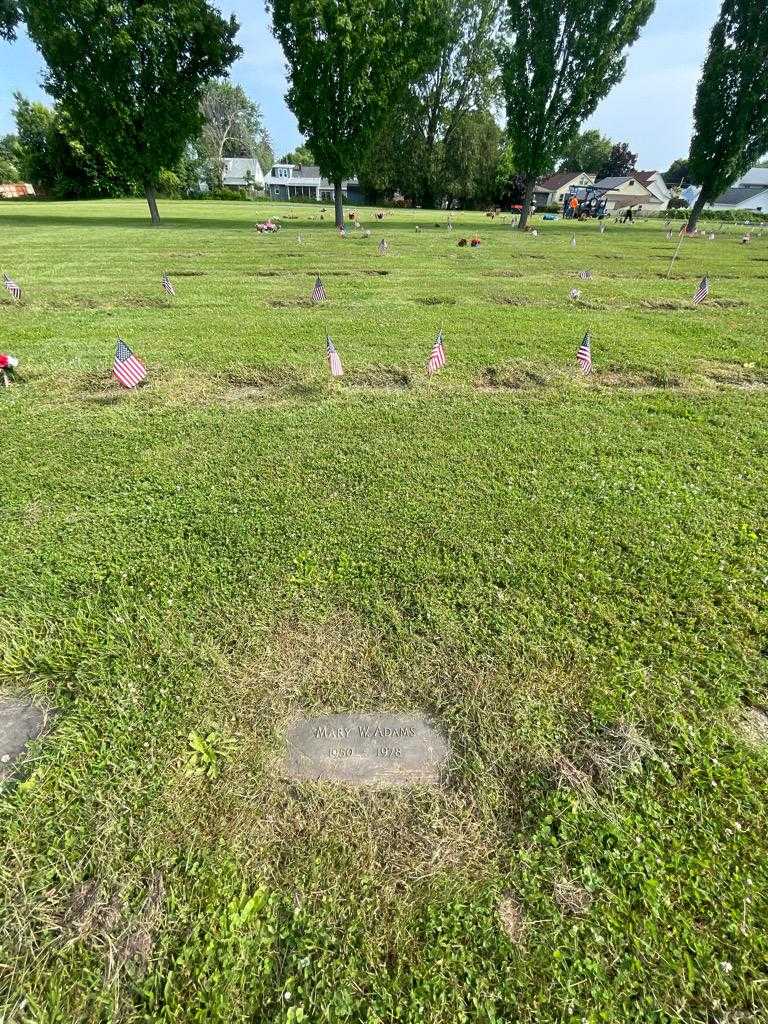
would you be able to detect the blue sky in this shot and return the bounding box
[0,0,720,169]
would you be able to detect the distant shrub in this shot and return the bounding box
[157,169,182,198]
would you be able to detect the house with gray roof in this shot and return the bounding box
[710,183,768,212]
[265,163,363,203]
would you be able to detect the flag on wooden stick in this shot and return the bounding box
[311,277,327,302]
[326,335,343,377]
[162,273,175,296]
[427,330,446,375]
[692,276,709,305]
[577,332,592,374]
[3,273,21,300]
[113,339,147,389]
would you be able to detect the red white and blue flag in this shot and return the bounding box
[3,273,21,300]
[326,335,343,377]
[577,332,592,374]
[427,330,446,375]
[162,273,176,296]
[311,277,327,302]
[692,276,709,305]
[113,338,147,389]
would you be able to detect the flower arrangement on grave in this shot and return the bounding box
[0,353,19,385]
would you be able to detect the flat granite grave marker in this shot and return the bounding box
[285,713,449,785]
[0,696,47,781]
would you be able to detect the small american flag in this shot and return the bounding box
[577,332,592,374]
[113,338,147,389]
[326,335,343,377]
[378,238,388,255]
[599,224,606,234]
[427,330,446,375]
[3,273,21,300]
[578,270,592,280]
[571,235,576,248]
[162,273,175,296]
[692,276,709,305]
[311,277,327,302]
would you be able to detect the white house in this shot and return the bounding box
[593,175,665,213]
[220,157,264,189]
[534,171,595,208]
[634,170,672,206]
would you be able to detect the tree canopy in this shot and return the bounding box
[557,129,613,173]
[199,80,273,187]
[686,0,768,230]
[279,144,315,165]
[21,0,241,223]
[267,0,443,225]
[499,0,655,227]
[0,0,19,40]
[597,141,638,180]
[664,157,692,185]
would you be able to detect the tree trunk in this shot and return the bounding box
[145,185,161,226]
[517,177,536,230]
[333,179,344,229]
[685,189,707,233]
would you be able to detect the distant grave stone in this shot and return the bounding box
[0,696,47,781]
[285,713,449,785]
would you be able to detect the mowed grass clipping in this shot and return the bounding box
[0,199,767,1023]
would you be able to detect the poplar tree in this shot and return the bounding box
[686,0,768,232]
[499,0,655,229]
[267,0,441,227]
[21,0,241,224]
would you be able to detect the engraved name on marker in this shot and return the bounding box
[285,713,449,785]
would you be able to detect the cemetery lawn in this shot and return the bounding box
[1,198,767,1023]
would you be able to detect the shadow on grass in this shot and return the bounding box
[0,211,322,232]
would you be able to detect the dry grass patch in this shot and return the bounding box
[343,366,412,390]
[497,895,526,944]
[553,877,592,916]
[594,368,682,390]
[698,361,768,389]
[476,365,554,390]
[413,296,457,306]
[165,269,206,277]
[267,298,317,308]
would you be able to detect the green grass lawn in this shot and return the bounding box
[0,198,766,1023]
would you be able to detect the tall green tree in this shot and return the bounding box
[685,0,768,232]
[267,0,442,226]
[0,0,19,39]
[664,157,692,185]
[0,134,20,181]
[357,0,501,208]
[557,129,613,173]
[596,141,637,180]
[499,0,655,228]
[12,94,127,197]
[199,80,273,187]
[21,0,241,224]
[279,143,315,165]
